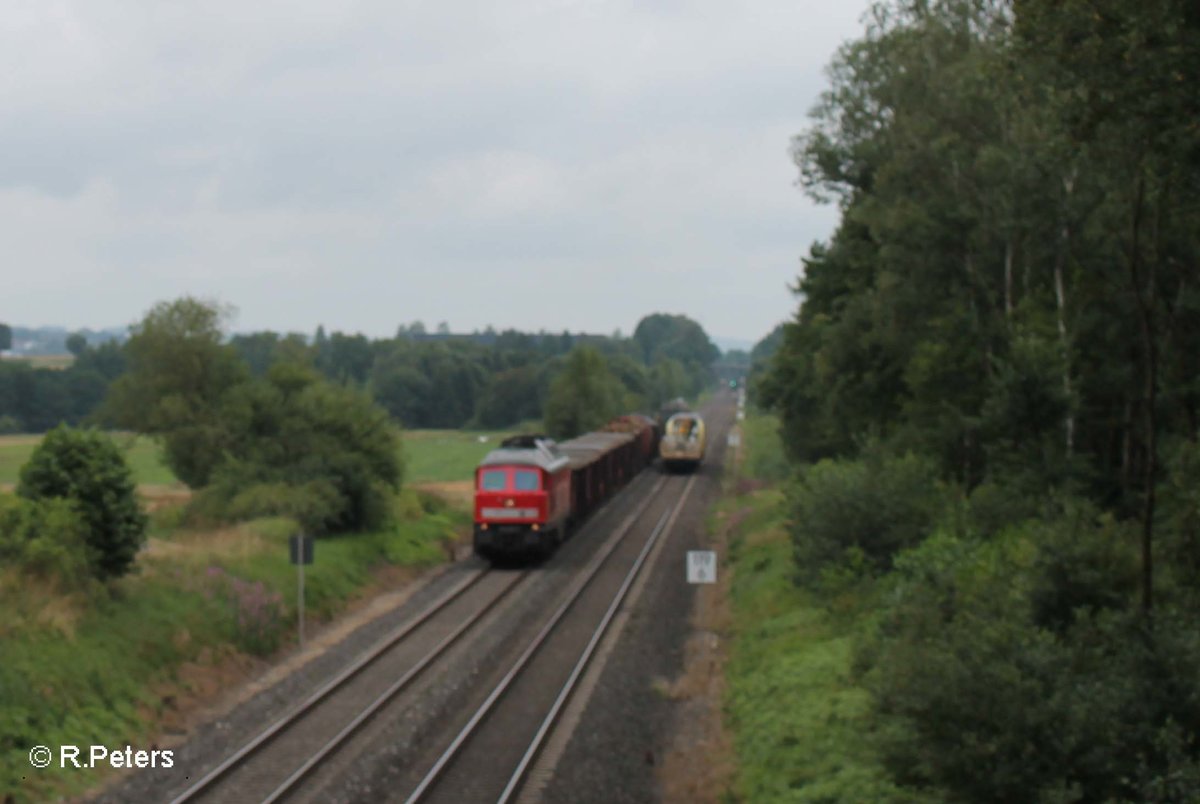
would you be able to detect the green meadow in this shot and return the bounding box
[402,428,519,485]
[0,434,178,488]
[0,427,525,489]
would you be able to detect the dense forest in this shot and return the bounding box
[758,0,1200,800]
[0,311,727,436]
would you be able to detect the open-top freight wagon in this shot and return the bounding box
[472,414,659,561]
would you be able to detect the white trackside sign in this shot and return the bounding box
[687,550,717,584]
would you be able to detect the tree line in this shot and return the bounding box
[0,301,719,584]
[0,310,719,435]
[759,0,1200,800]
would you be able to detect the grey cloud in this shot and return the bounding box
[3,0,869,343]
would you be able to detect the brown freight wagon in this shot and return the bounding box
[558,431,638,524]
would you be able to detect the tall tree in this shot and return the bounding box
[543,346,624,439]
[103,297,247,487]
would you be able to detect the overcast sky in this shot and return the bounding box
[4,0,870,346]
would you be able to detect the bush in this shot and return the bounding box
[0,495,92,585]
[193,363,403,534]
[864,515,1200,803]
[790,452,941,578]
[1028,508,1139,633]
[17,426,147,580]
[228,481,338,528]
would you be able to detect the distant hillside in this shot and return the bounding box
[6,326,128,356]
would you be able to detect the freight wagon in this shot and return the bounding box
[472,414,659,561]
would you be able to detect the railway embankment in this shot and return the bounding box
[720,414,904,802]
[2,488,468,804]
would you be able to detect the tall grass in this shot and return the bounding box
[0,488,467,803]
[723,415,933,802]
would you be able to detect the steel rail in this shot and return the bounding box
[498,473,698,803]
[402,474,676,804]
[259,570,530,803]
[170,567,491,804]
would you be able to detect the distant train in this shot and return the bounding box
[472,414,659,561]
[659,411,706,472]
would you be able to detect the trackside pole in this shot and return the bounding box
[289,534,314,648]
[298,559,305,648]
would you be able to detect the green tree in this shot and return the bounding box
[474,365,542,428]
[632,313,719,395]
[647,357,688,411]
[17,425,147,580]
[232,331,297,377]
[199,362,403,533]
[0,323,11,352]
[65,332,87,358]
[0,495,91,585]
[316,331,373,385]
[543,346,623,439]
[73,340,126,382]
[761,0,1200,797]
[103,297,248,487]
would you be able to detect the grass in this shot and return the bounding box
[0,428,522,489]
[0,420,503,801]
[738,413,791,484]
[721,415,929,803]
[0,434,177,488]
[0,488,468,803]
[402,428,518,484]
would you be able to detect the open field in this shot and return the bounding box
[0,354,76,369]
[0,433,177,487]
[401,428,516,484]
[0,427,520,490]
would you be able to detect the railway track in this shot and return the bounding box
[169,566,524,804]
[400,472,699,804]
[163,469,674,804]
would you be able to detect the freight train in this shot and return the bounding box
[472,414,660,561]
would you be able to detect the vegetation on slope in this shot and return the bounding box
[741,1,1200,799]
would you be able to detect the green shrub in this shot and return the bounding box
[222,479,343,534]
[963,480,1042,538]
[865,517,1200,803]
[192,363,403,533]
[790,452,941,578]
[0,495,91,585]
[17,426,147,580]
[1160,438,1200,593]
[741,414,791,483]
[1029,508,1139,633]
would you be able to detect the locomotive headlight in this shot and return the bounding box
[532,524,540,531]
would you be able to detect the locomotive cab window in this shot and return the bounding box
[513,470,540,491]
[480,470,507,491]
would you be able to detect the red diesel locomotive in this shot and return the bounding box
[473,415,660,561]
